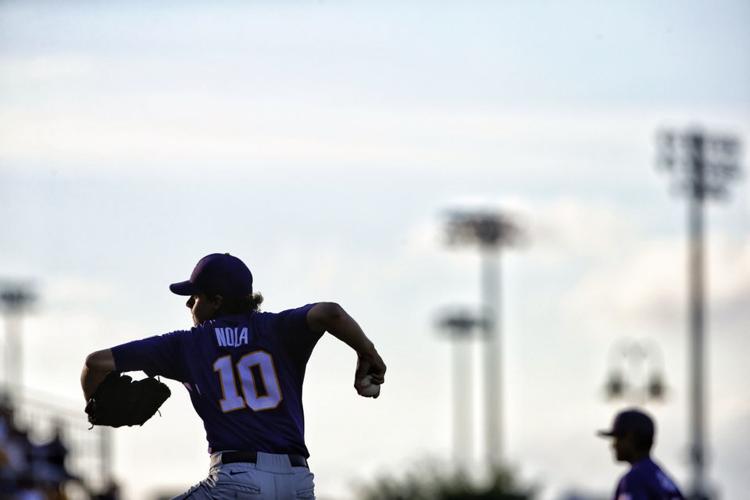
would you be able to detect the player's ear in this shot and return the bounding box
[211,294,224,311]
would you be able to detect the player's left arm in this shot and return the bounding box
[81,349,115,401]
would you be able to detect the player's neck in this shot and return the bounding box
[628,451,650,465]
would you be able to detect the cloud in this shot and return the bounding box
[42,276,117,311]
[0,55,96,83]
[557,229,748,338]
[522,198,641,263]
[709,239,750,330]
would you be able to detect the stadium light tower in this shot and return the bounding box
[0,283,36,404]
[656,128,741,500]
[444,209,519,470]
[436,307,486,465]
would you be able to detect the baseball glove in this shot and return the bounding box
[85,372,171,428]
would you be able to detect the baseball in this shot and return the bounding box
[358,375,381,397]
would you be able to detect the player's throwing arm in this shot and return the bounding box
[306,302,387,398]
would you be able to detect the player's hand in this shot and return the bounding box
[354,344,386,396]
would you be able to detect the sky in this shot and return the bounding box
[1,1,749,499]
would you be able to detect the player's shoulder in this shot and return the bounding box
[262,303,318,320]
[647,460,683,496]
[277,303,318,312]
[159,328,193,341]
[279,304,320,323]
[627,458,681,496]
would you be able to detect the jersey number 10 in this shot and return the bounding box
[213,351,283,412]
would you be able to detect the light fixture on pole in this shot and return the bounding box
[604,340,667,406]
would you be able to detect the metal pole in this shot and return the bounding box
[100,427,112,489]
[688,133,707,499]
[0,287,34,405]
[3,315,12,395]
[444,210,518,472]
[452,335,472,465]
[481,247,501,469]
[657,128,741,500]
[7,315,21,403]
[438,310,480,468]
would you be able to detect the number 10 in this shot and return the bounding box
[213,351,283,412]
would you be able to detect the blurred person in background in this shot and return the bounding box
[91,479,120,500]
[0,397,14,496]
[31,422,77,499]
[0,399,48,499]
[598,408,684,500]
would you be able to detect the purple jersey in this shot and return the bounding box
[111,304,322,457]
[614,458,685,500]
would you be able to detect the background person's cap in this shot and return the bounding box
[597,408,655,439]
[169,253,253,298]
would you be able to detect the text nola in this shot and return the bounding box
[215,327,249,347]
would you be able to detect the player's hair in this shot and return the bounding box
[213,292,264,315]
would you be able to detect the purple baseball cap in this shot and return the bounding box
[169,253,253,298]
[597,408,655,440]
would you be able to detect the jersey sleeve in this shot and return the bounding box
[276,303,324,363]
[111,331,188,381]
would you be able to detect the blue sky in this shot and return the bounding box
[1,1,748,499]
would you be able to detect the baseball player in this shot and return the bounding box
[81,253,387,499]
[598,408,684,500]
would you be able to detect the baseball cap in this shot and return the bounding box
[169,253,253,298]
[597,408,655,440]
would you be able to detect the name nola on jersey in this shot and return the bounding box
[215,327,249,347]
